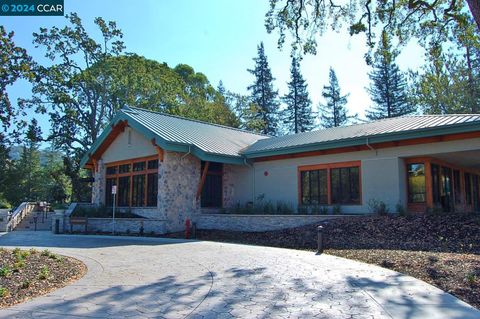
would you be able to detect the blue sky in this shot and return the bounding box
[3,0,425,136]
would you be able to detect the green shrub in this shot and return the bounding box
[0,266,11,277]
[38,266,50,280]
[29,248,38,255]
[396,202,407,216]
[368,199,389,216]
[0,195,11,209]
[0,287,8,298]
[41,249,51,257]
[21,280,30,289]
[13,260,25,271]
[333,205,341,215]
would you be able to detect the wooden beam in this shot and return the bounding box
[151,139,164,162]
[196,162,209,201]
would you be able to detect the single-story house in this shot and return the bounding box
[80,106,480,233]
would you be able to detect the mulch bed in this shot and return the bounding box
[191,213,480,309]
[0,248,86,308]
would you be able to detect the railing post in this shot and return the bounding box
[316,226,324,255]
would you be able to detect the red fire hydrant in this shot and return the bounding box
[185,218,191,239]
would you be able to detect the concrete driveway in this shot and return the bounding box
[0,232,478,319]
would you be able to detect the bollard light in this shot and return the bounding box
[316,225,324,255]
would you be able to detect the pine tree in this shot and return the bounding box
[247,42,280,135]
[319,68,354,128]
[282,57,315,133]
[366,32,415,120]
[15,119,43,203]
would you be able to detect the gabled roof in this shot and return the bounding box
[81,110,480,168]
[80,106,268,167]
[242,114,480,158]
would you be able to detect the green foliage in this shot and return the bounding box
[0,287,8,298]
[21,281,30,289]
[38,265,49,280]
[332,205,341,215]
[0,26,33,138]
[366,32,415,120]
[40,249,51,257]
[0,266,11,277]
[319,68,355,128]
[247,42,280,135]
[396,202,407,216]
[409,20,480,115]
[264,0,476,63]
[282,57,315,134]
[368,199,390,215]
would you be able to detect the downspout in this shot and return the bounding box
[243,157,256,205]
[366,137,378,156]
[181,145,192,161]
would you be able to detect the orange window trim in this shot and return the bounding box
[405,156,480,212]
[297,160,362,206]
[105,155,159,207]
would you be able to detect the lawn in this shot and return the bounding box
[195,213,480,309]
[0,248,86,308]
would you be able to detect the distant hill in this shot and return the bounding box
[9,146,63,166]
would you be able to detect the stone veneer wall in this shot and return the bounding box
[91,159,105,205]
[223,164,235,208]
[158,151,201,232]
[196,214,360,232]
[64,217,166,234]
[0,209,9,232]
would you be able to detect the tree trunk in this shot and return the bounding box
[467,0,480,31]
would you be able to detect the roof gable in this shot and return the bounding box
[80,107,268,167]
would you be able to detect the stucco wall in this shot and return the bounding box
[252,137,480,214]
[223,164,254,208]
[101,127,157,164]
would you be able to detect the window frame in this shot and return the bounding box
[298,161,362,206]
[105,155,159,208]
[407,163,426,204]
[200,161,224,208]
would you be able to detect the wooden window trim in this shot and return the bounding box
[298,161,362,206]
[405,156,480,212]
[406,162,427,204]
[105,155,159,208]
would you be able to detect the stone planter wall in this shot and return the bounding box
[0,209,10,232]
[196,213,360,232]
[65,217,167,235]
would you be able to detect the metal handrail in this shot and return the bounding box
[7,202,36,231]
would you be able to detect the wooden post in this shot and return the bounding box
[196,162,210,201]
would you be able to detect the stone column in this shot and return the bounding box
[91,159,105,205]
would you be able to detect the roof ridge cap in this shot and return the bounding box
[125,106,269,138]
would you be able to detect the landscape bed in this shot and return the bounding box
[192,213,480,309]
[0,248,86,308]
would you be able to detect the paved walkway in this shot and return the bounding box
[0,232,478,319]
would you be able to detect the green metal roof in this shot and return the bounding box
[242,115,480,158]
[80,106,268,167]
[81,111,480,168]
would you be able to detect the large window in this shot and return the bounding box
[407,163,426,203]
[105,157,158,207]
[300,169,328,205]
[299,162,361,206]
[331,167,360,204]
[201,161,223,208]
